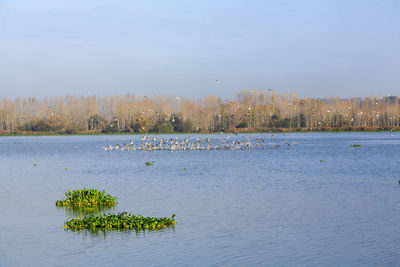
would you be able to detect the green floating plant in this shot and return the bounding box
[56,188,117,207]
[350,144,362,147]
[64,212,176,230]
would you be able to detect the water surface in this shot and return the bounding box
[0,133,399,266]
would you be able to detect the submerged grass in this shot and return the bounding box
[56,188,117,207]
[64,212,176,230]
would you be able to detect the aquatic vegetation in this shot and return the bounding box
[350,144,362,147]
[145,161,153,166]
[56,188,117,207]
[33,163,37,166]
[64,212,176,230]
[320,160,325,163]
[57,189,175,232]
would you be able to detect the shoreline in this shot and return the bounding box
[1,128,399,137]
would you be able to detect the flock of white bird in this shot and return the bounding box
[102,134,298,151]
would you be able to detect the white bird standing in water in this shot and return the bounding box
[102,134,297,152]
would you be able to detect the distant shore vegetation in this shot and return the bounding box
[0,90,399,135]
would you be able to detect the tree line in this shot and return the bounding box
[0,90,399,134]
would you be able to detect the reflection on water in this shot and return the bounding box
[57,205,117,218]
[65,224,176,240]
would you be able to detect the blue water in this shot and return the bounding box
[0,133,399,266]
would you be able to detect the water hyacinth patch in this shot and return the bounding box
[64,212,176,230]
[56,188,117,207]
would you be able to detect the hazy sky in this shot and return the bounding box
[0,0,399,99]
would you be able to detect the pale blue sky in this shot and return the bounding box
[0,0,399,98]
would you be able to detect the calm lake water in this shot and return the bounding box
[1,133,399,266]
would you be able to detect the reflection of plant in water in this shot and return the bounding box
[64,212,176,230]
[56,188,117,207]
[66,224,176,240]
[58,205,116,218]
